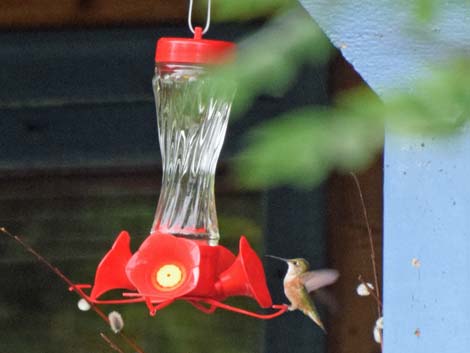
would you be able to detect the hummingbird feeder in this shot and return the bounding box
[72,0,287,320]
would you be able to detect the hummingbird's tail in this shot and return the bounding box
[305,304,326,333]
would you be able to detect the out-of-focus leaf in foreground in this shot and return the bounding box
[384,60,470,134]
[236,90,384,189]
[212,0,295,21]
[415,0,438,21]
[236,59,470,189]
[207,5,332,116]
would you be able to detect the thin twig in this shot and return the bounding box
[118,329,145,353]
[0,227,146,353]
[349,174,382,317]
[349,174,384,352]
[100,332,125,353]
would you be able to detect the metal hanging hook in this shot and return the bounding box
[188,0,211,35]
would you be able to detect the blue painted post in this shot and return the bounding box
[299,1,470,352]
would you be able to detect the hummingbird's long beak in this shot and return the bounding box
[265,254,289,262]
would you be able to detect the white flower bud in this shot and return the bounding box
[356,282,374,296]
[375,316,383,329]
[77,298,91,311]
[373,316,383,344]
[373,325,382,343]
[108,311,124,334]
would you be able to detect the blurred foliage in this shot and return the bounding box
[415,0,438,21]
[203,1,470,189]
[413,0,470,22]
[235,101,384,188]
[211,0,295,21]
[383,61,470,134]
[209,6,332,116]
[235,61,470,188]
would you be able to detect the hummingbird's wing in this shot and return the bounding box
[312,288,340,315]
[300,269,339,293]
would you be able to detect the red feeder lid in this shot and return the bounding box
[155,27,236,64]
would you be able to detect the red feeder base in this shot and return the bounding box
[72,231,288,319]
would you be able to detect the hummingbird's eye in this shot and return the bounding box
[293,261,298,266]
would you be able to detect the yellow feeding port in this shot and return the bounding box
[155,264,184,289]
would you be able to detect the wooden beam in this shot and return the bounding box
[327,54,383,353]
[0,0,187,28]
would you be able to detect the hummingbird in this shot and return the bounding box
[267,255,339,331]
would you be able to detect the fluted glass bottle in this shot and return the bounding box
[151,63,233,245]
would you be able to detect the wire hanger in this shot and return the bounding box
[188,0,211,35]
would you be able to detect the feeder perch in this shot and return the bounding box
[72,6,287,320]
